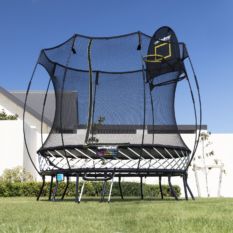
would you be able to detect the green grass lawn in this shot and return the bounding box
[0,197,233,233]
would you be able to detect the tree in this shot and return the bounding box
[192,131,226,197]
[88,116,105,144]
[0,109,18,120]
[0,166,33,183]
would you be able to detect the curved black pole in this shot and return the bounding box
[186,51,202,168]
[23,61,41,175]
[185,75,198,163]
[59,35,76,169]
[40,79,51,146]
[181,57,200,172]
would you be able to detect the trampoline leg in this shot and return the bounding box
[108,176,115,203]
[61,176,69,200]
[183,175,188,201]
[186,178,195,200]
[159,176,164,200]
[118,177,124,200]
[101,181,107,202]
[37,175,45,201]
[75,174,79,203]
[52,179,58,201]
[48,176,54,201]
[140,177,144,200]
[168,176,178,200]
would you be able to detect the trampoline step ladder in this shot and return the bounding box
[77,172,115,203]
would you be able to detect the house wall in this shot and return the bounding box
[0,120,24,175]
[0,119,40,179]
[0,97,48,179]
[0,95,49,133]
[211,134,233,197]
[23,123,40,179]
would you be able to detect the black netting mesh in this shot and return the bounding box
[34,30,190,151]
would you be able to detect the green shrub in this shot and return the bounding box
[0,180,180,198]
[0,182,8,197]
[20,182,41,196]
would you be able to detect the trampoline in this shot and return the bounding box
[23,26,201,202]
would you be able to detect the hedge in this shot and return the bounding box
[0,181,180,198]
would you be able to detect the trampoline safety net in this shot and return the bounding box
[24,26,201,178]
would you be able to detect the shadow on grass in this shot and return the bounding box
[38,196,191,203]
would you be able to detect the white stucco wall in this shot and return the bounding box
[192,133,233,197]
[0,119,40,179]
[23,123,40,180]
[0,116,232,197]
[120,132,233,198]
[158,133,233,198]
[0,120,24,175]
[0,99,47,180]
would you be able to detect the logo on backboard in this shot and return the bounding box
[144,34,172,63]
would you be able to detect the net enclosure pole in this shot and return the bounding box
[59,35,77,170]
[85,39,93,144]
[137,64,147,170]
[180,44,202,171]
[23,61,41,176]
[40,78,52,147]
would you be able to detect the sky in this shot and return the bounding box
[0,0,232,133]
